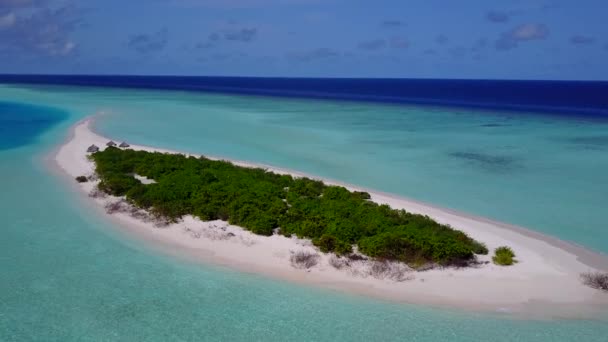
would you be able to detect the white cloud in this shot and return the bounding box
[168,0,324,8]
[510,23,548,41]
[0,0,44,10]
[52,40,75,55]
[0,11,15,28]
[495,23,549,50]
[286,47,340,62]
[0,5,80,56]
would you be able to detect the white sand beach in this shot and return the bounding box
[53,116,608,317]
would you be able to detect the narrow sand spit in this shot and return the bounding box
[52,116,608,318]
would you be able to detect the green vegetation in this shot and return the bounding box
[492,246,516,266]
[470,241,489,255]
[313,234,353,255]
[92,147,488,267]
[75,175,88,183]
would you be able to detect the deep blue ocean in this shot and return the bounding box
[1,77,608,341]
[1,75,607,116]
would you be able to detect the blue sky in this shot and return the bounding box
[0,0,607,79]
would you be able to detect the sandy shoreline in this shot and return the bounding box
[51,115,608,318]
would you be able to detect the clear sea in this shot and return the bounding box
[1,80,607,341]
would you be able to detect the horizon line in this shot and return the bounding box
[1,74,607,83]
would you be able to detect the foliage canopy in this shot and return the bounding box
[92,148,487,266]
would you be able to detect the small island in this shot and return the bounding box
[90,146,489,268]
[53,118,608,315]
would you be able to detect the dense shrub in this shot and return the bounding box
[492,246,516,266]
[470,241,489,255]
[91,148,487,267]
[581,272,608,291]
[312,234,353,255]
[290,250,319,269]
[75,175,88,183]
[358,231,473,266]
[352,191,371,200]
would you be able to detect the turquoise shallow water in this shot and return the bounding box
[5,84,606,252]
[1,84,607,340]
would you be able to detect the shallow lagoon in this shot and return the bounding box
[8,84,605,252]
[1,84,607,341]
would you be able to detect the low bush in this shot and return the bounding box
[312,234,352,255]
[75,175,88,183]
[328,255,351,270]
[352,191,371,200]
[492,246,516,266]
[581,272,608,291]
[368,260,412,282]
[290,250,319,269]
[347,254,368,261]
[369,260,391,279]
[471,241,489,255]
[104,200,127,214]
[88,187,107,198]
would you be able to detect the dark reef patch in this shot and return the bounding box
[448,151,520,172]
[563,136,608,150]
[480,123,508,128]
